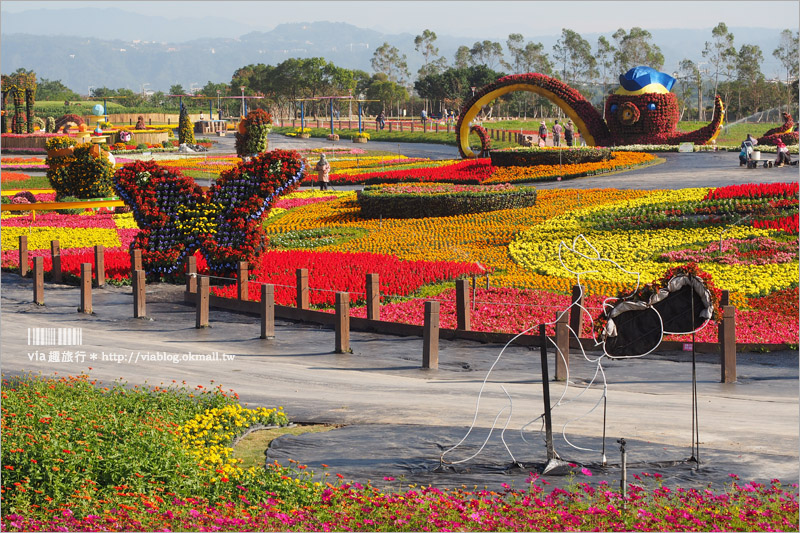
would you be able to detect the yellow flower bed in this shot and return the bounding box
[112,212,139,229]
[265,188,651,295]
[2,227,121,251]
[484,151,659,184]
[510,188,799,297]
[177,404,288,481]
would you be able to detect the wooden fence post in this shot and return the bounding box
[720,305,736,383]
[237,261,249,301]
[196,276,209,328]
[569,285,584,340]
[51,240,62,283]
[133,269,146,318]
[186,255,197,293]
[366,273,380,321]
[19,235,28,277]
[555,312,569,380]
[131,248,142,279]
[94,245,105,287]
[33,257,44,305]
[335,292,350,353]
[79,263,92,314]
[296,268,309,309]
[422,301,440,369]
[456,278,471,331]
[260,284,275,339]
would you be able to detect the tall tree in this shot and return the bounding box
[371,42,409,84]
[454,46,472,69]
[702,23,737,99]
[169,84,186,95]
[506,33,552,74]
[414,29,447,78]
[612,27,664,71]
[552,29,596,87]
[735,44,765,114]
[596,36,616,116]
[469,40,505,70]
[675,59,700,120]
[773,29,799,110]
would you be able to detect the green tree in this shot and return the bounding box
[169,84,186,95]
[734,44,765,115]
[365,74,408,116]
[469,40,505,70]
[552,29,596,89]
[702,23,737,101]
[675,59,700,120]
[414,29,447,78]
[36,78,79,101]
[506,33,552,74]
[371,42,409,84]
[612,27,664,71]
[773,29,799,111]
[454,46,471,69]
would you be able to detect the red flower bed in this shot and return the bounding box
[210,250,485,306]
[319,159,494,185]
[752,213,799,233]
[16,250,132,281]
[704,182,799,200]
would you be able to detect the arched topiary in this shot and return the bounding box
[33,116,46,131]
[55,114,85,133]
[45,116,56,133]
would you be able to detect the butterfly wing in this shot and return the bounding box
[202,149,305,274]
[113,160,205,276]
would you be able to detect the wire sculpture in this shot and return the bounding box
[440,234,714,472]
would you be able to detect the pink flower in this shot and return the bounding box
[581,467,593,476]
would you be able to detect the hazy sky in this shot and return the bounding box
[3,0,798,37]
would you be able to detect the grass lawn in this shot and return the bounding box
[233,424,336,469]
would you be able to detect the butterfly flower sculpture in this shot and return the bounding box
[113,149,305,277]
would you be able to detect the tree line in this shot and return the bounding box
[20,24,799,123]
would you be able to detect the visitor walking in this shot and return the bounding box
[315,154,331,191]
[538,121,548,147]
[564,120,574,146]
[421,109,427,124]
[552,119,562,147]
[377,110,386,130]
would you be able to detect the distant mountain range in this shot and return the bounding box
[0,7,788,93]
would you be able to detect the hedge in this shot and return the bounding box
[490,147,612,167]
[357,184,537,219]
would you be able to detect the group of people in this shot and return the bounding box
[739,133,795,167]
[537,119,577,147]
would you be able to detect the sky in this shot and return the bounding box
[2,0,798,37]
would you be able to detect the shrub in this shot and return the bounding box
[178,104,195,145]
[358,182,537,219]
[235,109,272,156]
[162,140,172,148]
[46,143,114,199]
[56,196,84,215]
[45,116,55,133]
[490,146,612,166]
[136,143,148,150]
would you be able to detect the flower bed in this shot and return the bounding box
[357,182,537,219]
[209,249,485,306]
[2,374,797,532]
[484,151,658,183]
[490,146,612,166]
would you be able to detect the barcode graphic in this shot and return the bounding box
[27,328,82,346]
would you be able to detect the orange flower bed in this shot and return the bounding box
[0,171,30,183]
[484,151,659,183]
[265,188,653,295]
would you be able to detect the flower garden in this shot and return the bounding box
[2,373,798,532]
[2,122,799,529]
